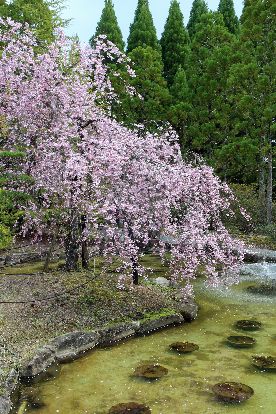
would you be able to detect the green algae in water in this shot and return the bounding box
[108,402,151,413]
[21,275,276,414]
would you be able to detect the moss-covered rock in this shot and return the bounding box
[212,382,254,403]
[252,355,276,371]
[169,341,199,353]
[235,320,262,331]
[226,336,256,348]
[133,364,168,379]
[247,284,276,297]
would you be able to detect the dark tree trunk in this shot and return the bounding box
[65,210,79,271]
[266,140,273,225]
[259,140,267,224]
[43,235,56,272]
[81,215,89,269]
[131,257,139,285]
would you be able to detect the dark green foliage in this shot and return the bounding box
[185,12,235,158]
[168,66,192,148]
[127,0,159,53]
[160,0,190,86]
[90,0,125,51]
[218,0,239,34]
[228,0,276,223]
[120,46,171,130]
[187,0,208,38]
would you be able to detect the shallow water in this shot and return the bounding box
[23,265,276,414]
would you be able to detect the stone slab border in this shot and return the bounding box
[0,304,197,414]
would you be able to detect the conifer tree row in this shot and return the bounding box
[89,0,125,50]
[160,0,190,87]
[218,0,239,34]
[187,0,208,38]
[126,0,159,53]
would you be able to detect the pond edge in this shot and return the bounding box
[1,301,198,414]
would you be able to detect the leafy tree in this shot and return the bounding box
[218,0,239,34]
[121,46,171,130]
[228,0,276,224]
[5,0,65,46]
[185,12,236,159]
[160,0,190,86]
[187,0,208,38]
[0,20,244,292]
[90,0,125,51]
[127,0,159,53]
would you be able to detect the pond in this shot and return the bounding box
[20,263,276,414]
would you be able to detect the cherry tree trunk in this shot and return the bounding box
[65,210,80,271]
[81,215,89,269]
[131,257,139,285]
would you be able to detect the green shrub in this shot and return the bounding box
[0,223,12,249]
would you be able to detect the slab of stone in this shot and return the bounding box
[97,322,138,346]
[20,345,56,378]
[153,277,170,287]
[50,331,100,363]
[136,313,184,335]
[244,248,276,263]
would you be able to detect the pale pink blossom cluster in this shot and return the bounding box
[0,20,244,296]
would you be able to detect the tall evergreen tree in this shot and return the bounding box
[127,0,159,53]
[160,0,190,86]
[120,46,171,130]
[90,0,125,50]
[186,12,235,157]
[187,0,208,38]
[228,0,276,223]
[218,0,239,34]
[168,66,192,148]
[240,0,252,24]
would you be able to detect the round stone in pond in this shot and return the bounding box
[252,355,276,371]
[133,364,168,379]
[226,335,256,348]
[108,402,151,414]
[170,341,199,353]
[212,382,254,403]
[235,320,262,331]
[247,284,276,296]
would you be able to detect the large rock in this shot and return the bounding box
[177,299,198,321]
[0,369,19,414]
[0,396,10,414]
[20,345,56,378]
[97,322,138,346]
[50,331,100,363]
[244,247,276,263]
[153,277,170,287]
[136,313,184,335]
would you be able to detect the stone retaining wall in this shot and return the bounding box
[0,303,198,414]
